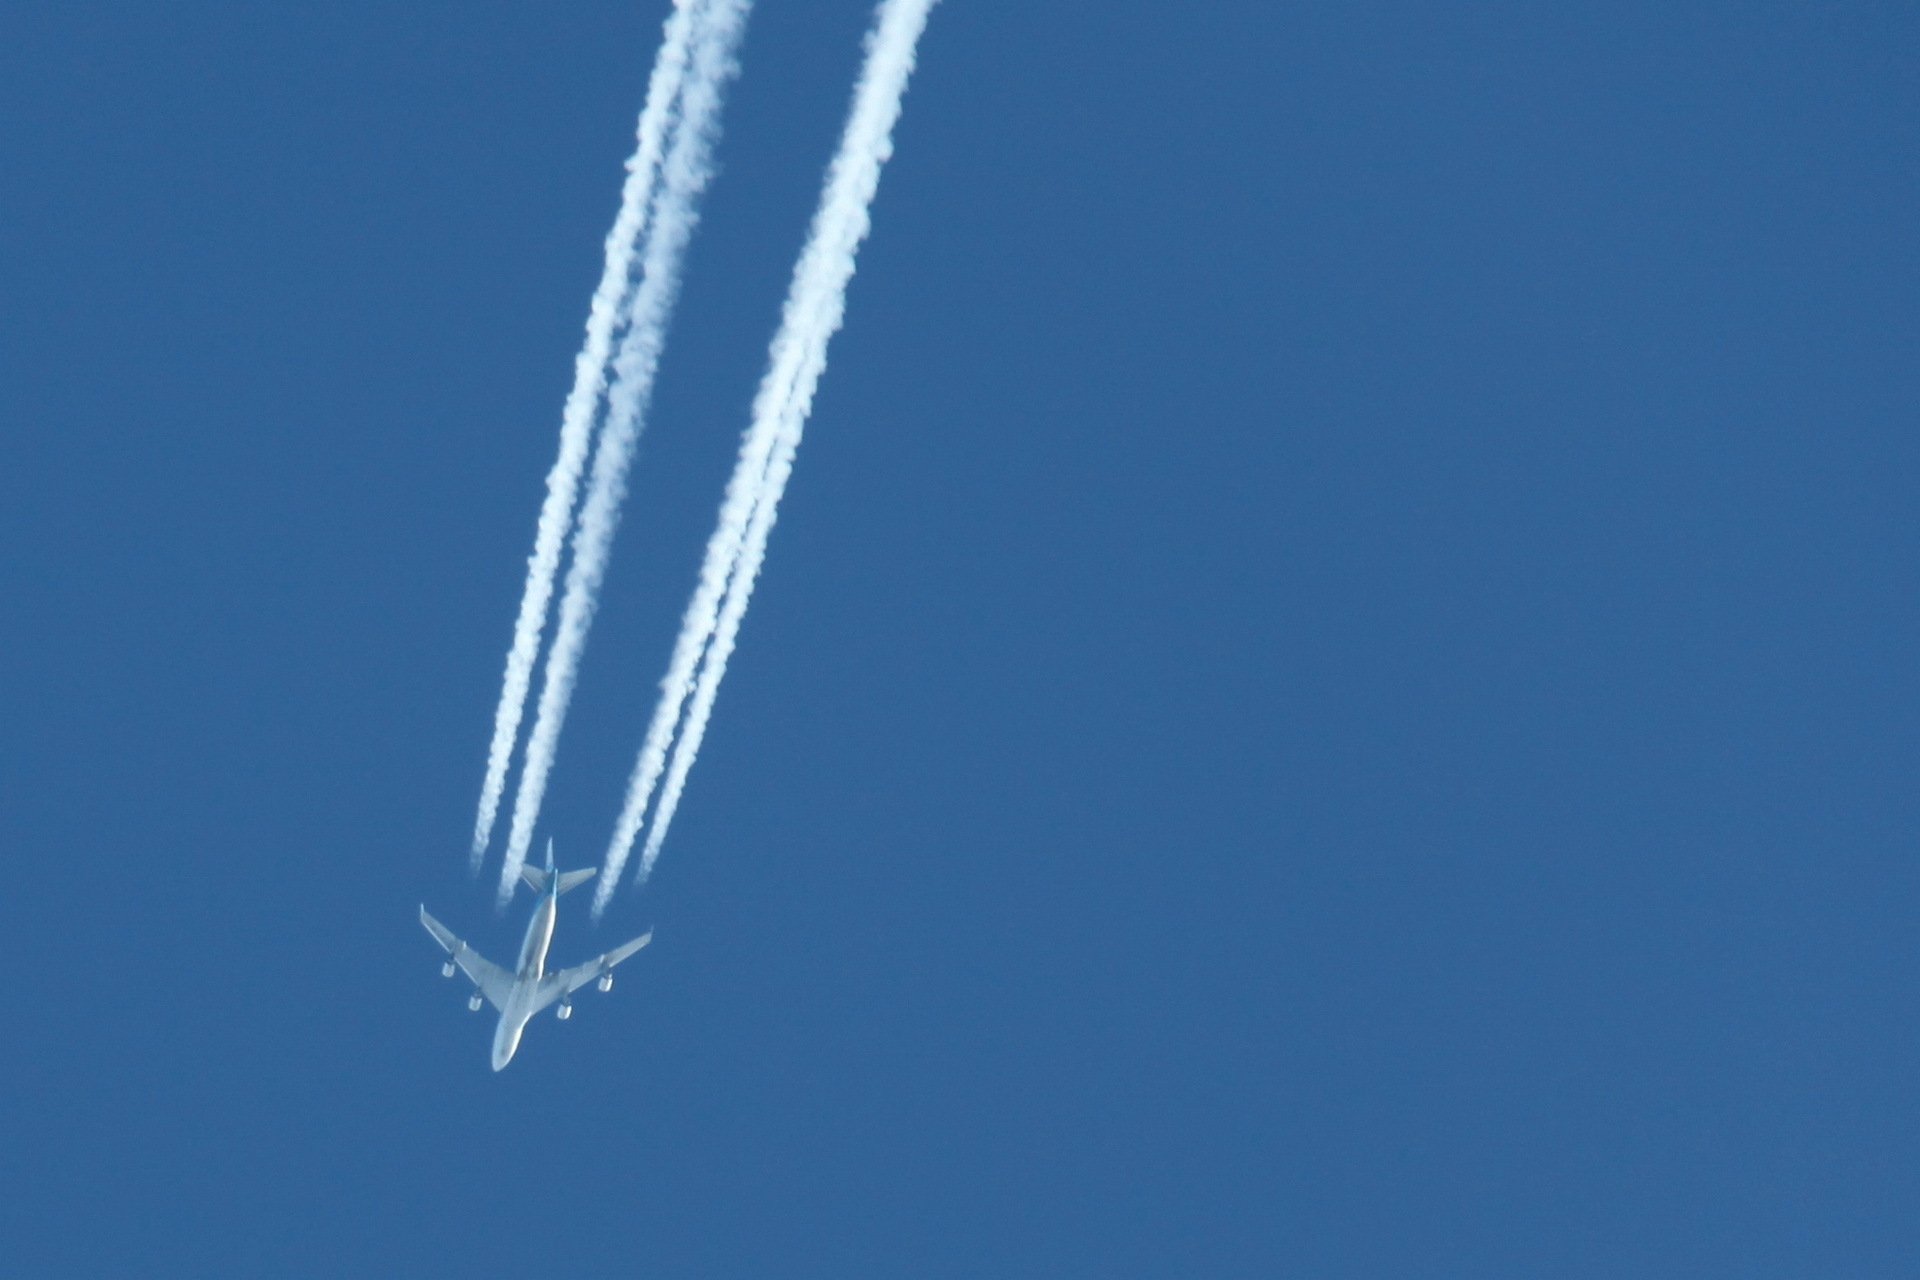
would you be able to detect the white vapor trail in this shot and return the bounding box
[596,0,939,918]
[498,0,751,905]
[471,0,709,867]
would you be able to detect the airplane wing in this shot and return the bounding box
[533,929,655,1012]
[419,906,515,1013]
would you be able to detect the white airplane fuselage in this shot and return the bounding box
[490,889,560,1070]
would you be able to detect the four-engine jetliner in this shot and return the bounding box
[421,840,653,1070]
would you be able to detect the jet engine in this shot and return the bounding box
[598,972,614,993]
[557,1002,572,1021]
[467,993,483,1012]
[441,960,457,978]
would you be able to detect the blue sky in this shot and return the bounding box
[3,1,1916,1274]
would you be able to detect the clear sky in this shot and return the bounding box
[3,2,1916,1274]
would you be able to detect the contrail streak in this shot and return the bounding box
[498,0,751,906]
[472,0,711,867]
[596,0,939,918]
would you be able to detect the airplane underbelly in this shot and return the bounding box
[518,899,556,975]
[492,1015,526,1071]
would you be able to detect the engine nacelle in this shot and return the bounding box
[557,1002,572,1021]
[467,993,484,1012]
[441,960,457,978]
[597,972,614,993]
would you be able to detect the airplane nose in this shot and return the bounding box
[491,1028,522,1074]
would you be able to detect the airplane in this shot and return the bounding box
[420,840,653,1070]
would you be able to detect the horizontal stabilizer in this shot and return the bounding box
[520,864,598,897]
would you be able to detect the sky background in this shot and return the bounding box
[3,1,1917,1274]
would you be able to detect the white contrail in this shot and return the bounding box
[497,0,751,905]
[596,0,939,917]
[472,0,710,867]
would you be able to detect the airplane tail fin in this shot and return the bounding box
[520,865,598,897]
